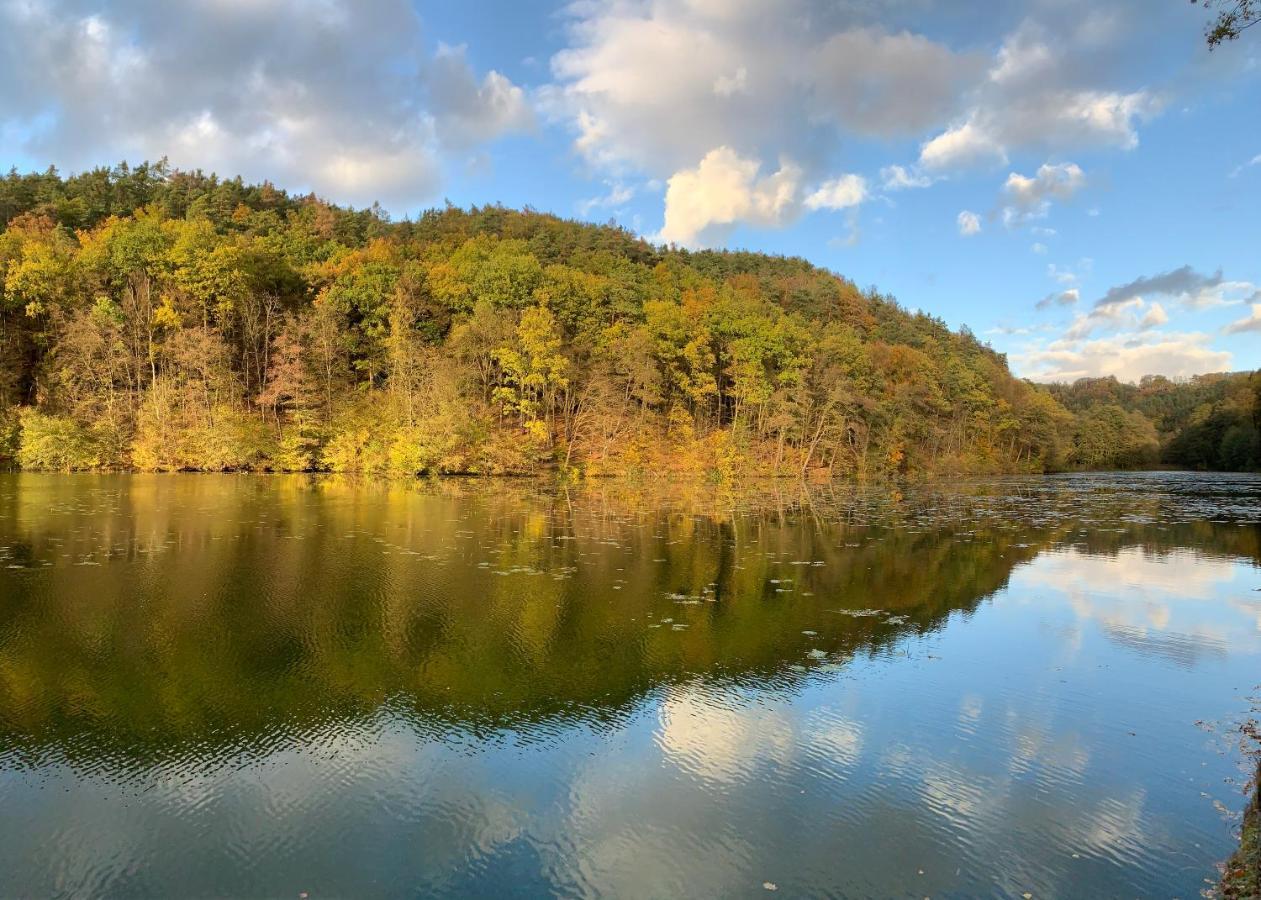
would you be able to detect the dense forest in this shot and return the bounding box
[1047,372,1261,472]
[0,162,1257,479]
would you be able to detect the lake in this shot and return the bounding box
[1,472,1258,898]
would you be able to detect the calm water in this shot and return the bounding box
[1,473,1259,898]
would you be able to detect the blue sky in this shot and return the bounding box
[1,0,1258,382]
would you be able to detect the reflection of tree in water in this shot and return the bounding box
[0,472,1257,771]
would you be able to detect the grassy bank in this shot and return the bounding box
[1220,715,1260,899]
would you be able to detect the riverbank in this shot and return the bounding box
[1221,758,1259,898]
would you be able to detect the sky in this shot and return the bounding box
[1,0,1258,383]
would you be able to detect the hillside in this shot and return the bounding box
[0,162,1257,478]
[1047,373,1261,472]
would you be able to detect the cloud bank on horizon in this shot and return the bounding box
[0,0,1257,383]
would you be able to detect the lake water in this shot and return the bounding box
[0,473,1258,898]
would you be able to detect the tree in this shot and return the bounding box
[7,160,1244,480]
[1194,0,1260,47]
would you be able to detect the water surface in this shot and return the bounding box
[1,473,1259,897]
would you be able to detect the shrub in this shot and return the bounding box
[17,408,102,471]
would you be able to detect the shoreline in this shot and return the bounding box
[1221,759,1260,898]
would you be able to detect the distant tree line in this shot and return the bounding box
[0,162,1256,479]
[1047,372,1261,472]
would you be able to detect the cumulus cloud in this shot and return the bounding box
[1015,331,1233,383]
[548,1,980,177]
[1064,296,1172,340]
[0,0,531,209]
[1225,303,1261,334]
[544,0,987,237]
[1139,302,1168,329]
[654,147,870,246]
[919,21,1159,172]
[957,210,981,236]
[1001,162,1086,225]
[920,119,1008,169]
[804,174,868,211]
[657,147,803,246]
[427,43,533,149]
[544,1,1170,240]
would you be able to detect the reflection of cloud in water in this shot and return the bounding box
[803,708,863,769]
[1030,546,1229,599]
[1017,547,1261,665]
[656,686,795,784]
[1078,788,1151,867]
[1101,622,1227,668]
[1009,723,1092,784]
[957,694,984,735]
[920,761,999,825]
[654,684,866,783]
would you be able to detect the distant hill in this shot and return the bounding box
[1,161,1257,477]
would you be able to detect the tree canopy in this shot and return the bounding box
[0,162,1257,479]
[1194,0,1261,47]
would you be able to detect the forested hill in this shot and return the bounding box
[0,162,1257,478]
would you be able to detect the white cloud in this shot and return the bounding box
[0,0,531,210]
[879,164,933,191]
[1002,162,1086,224]
[545,0,985,236]
[921,119,1006,169]
[918,21,1159,172]
[957,210,981,236]
[1064,300,1137,340]
[545,1,1170,241]
[1015,331,1233,383]
[1063,295,1173,340]
[1225,303,1261,334]
[1180,281,1259,310]
[428,43,533,149]
[1032,242,1048,254]
[804,174,868,210]
[1139,302,1168,329]
[654,149,869,245]
[657,147,803,247]
[548,2,980,179]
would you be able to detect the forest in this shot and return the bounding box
[0,162,1258,479]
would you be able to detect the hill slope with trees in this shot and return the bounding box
[0,162,1257,478]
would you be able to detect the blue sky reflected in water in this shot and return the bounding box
[0,474,1258,897]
